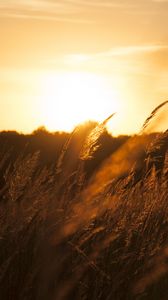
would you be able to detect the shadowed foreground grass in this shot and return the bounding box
[0,110,168,299]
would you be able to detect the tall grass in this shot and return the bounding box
[0,103,167,300]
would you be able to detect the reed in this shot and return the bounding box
[0,102,167,300]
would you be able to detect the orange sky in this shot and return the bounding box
[0,0,168,135]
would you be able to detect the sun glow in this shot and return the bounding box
[40,72,121,132]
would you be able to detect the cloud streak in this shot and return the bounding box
[0,0,135,9]
[0,0,84,22]
[152,0,168,2]
[0,0,158,22]
[99,45,168,57]
[63,44,168,63]
[43,44,168,80]
[1,12,93,24]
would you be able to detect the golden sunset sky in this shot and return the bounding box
[0,0,168,135]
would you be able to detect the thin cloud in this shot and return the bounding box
[66,0,134,8]
[65,45,168,61]
[99,45,168,57]
[0,0,84,22]
[152,0,168,2]
[43,45,168,79]
[43,44,168,67]
[0,0,146,21]
[0,0,80,14]
[1,12,93,24]
[0,0,135,9]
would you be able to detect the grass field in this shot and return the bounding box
[0,103,168,300]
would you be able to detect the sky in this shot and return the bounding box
[0,0,168,135]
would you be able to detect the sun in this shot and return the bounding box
[40,71,120,132]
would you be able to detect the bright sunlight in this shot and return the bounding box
[40,72,121,132]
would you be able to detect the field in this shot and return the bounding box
[0,106,168,300]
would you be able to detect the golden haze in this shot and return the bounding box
[0,0,168,134]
